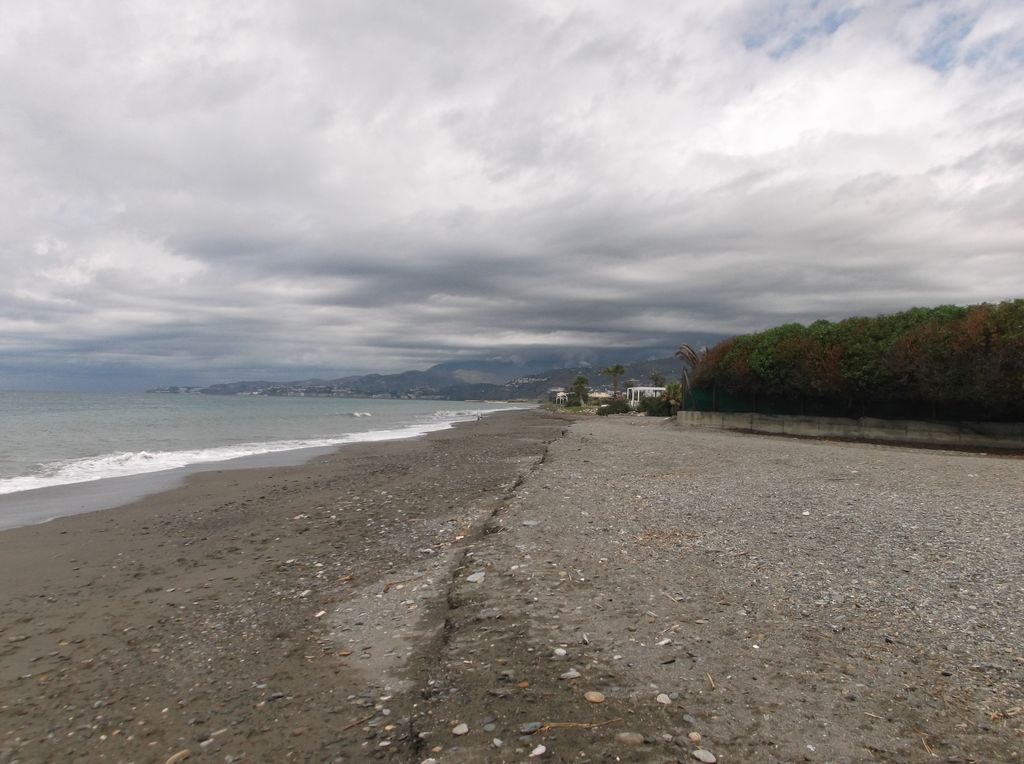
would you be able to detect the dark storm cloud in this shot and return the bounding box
[1,0,1023,389]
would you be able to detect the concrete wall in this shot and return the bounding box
[675,410,1024,450]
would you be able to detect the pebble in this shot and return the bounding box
[656,693,671,705]
[493,738,504,748]
[164,752,191,764]
[530,744,547,757]
[584,691,605,703]
[615,732,645,745]
[451,723,469,736]
[559,668,580,679]
[466,572,486,583]
[520,722,543,734]
[692,749,717,763]
[553,647,567,658]
[688,731,702,744]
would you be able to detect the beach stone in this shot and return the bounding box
[451,723,469,736]
[616,732,645,745]
[688,731,702,744]
[552,647,567,658]
[692,749,717,763]
[492,738,504,748]
[559,668,580,679]
[520,722,543,734]
[530,744,547,757]
[466,572,485,583]
[656,693,671,705]
[584,691,605,703]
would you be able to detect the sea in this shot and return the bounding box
[0,391,532,530]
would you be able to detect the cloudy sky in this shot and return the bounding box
[2,1,1022,389]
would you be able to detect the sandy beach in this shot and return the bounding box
[1,410,1021,763]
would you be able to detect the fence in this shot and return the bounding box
[676,410,1024,450]
[685,386,1020,423]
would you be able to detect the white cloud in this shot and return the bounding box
[0,0,1021,387]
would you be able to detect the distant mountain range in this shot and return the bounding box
[147,348,707,401]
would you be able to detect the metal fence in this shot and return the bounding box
[685,386,1015,423]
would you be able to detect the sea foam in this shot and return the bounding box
[0,420,458,496]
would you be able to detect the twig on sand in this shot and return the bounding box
[989,706,1022,721]
[537,718,622,733]
[917,731,936,756]
[863,712,884,720]
[706,672,716,690]
[341,712,377,731]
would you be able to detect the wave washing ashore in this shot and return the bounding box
[0,391,531,529]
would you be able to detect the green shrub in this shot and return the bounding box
[640,396,671,417]
[596,399,632,416]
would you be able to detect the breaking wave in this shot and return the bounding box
[0,403,534,497]
[0,423,452,496]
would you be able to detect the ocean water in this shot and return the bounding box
[0,391,530,528]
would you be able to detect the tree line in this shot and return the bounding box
[689,300,1024,422]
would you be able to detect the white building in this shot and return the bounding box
[625,386,665,409]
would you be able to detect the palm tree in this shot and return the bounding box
[675,343,701,410]
[571,374,589,407]
[603,364,626,398]
[662,381,683,415]
[649,371,666,387]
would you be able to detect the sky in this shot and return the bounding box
[1,0,1023,390]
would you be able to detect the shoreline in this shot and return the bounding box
[0,406,531,532]
[0,410,570,763]
[0,445,343,533]
[1,412,1020,762]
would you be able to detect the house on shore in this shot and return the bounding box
[625,386,665,409]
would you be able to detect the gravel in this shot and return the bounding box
[417,414,1022,762]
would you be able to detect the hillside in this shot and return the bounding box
[151,356,689,400]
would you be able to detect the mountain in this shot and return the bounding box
[169,355,692,401]
[151,337,726,399]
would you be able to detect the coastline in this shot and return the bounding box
[0,410,569,763]
[1,411,1020,762]
[0,404,529,532]
[0,445,343,532]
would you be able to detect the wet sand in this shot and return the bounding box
[1,410,1021,763]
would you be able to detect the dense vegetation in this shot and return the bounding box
[690,300,1024,422]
